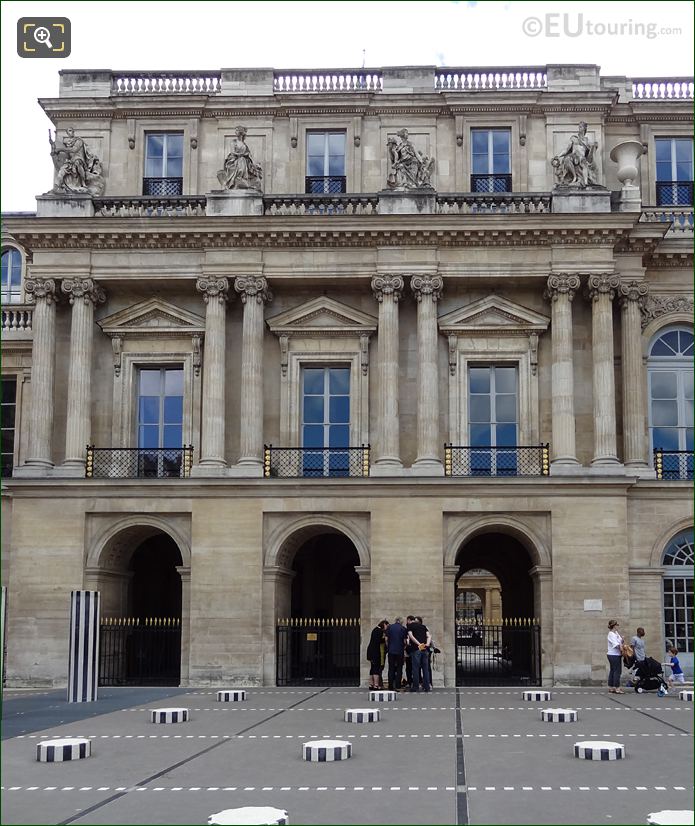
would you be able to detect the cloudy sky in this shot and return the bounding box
[2,0,693,211]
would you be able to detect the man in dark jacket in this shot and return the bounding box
[407,616,432,692]
[385,617,408,690]
[366,620,389,689]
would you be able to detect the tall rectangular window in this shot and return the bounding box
[137,367,184,477]
[301,366,350,476]
[471,129,511,192]
[655,137,694,205]
[469,365,518,475]
[144,133,184,195]
[1,377,17,477]
[1,249,22,304]
[306,131,346,193]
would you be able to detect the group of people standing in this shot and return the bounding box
[606,620,685,693]
[367,616,438,692]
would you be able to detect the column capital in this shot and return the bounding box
[61,277,106,307]
[371,274,404,302]
[234,275,272,305]
[544,273,580,302]
[24,278,58,305]
[411,274,443,302]
[196,276,230,304]
[618,280,649,309]
[587,273,620,301]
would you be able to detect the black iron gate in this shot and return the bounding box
[456,620,541,686]
[276,618,360,686]
[99,617,181,686]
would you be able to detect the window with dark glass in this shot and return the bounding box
[1,377,17,477]
[301,366,350,476]
[469,365,518,475]
[655,137,693,205]
[306,132,346,193]
[137,367,184,476]
[1,248,22,304]
[143,133,183,196]
[662,529,693,659]
[471,129,511,192]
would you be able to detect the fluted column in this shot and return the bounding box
[544,273,580,464]
[619,281,650,467]
[61,279,106,469]
[235,276,272,466]
[371,275,404,468]
[195,277,229,468]
[588,273,621,465]
[411,274,443,471]
[23,279,58,471]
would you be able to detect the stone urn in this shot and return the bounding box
[609,140,645,186]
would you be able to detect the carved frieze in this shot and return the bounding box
[640,294,694,329]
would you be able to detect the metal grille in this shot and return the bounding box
[305,176,347,194]
[456,620,541,686]
[470,174,512,193]
[276,618,360,686]
[86,447,194,479]
[142,177,183,196]
[99,617,181,686]
[656,181,694,206]
[654,448,694,480]
[264,445,369,478]
[663,577,693,654]
[445,445,550,477]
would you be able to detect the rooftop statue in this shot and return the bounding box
[49,128,105,196]
[551,121,600,188]
[217,126,263,192]
[386,128,435,190]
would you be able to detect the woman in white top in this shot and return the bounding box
[606,619,625,694]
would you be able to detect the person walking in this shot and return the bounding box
[407,616,432,692]
[667,647,685,685]
[385,617,408,691]
[366,620,389,689]
[631,627,647,663]
[606,619,625,694]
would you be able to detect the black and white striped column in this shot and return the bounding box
[541,708,578,723]
[208,807,289,825]
[573,740,625,760]
[150,708,189,724]
[37,738,91,762]
[302,740,352,762]
[67,590,100,703]
[1,585,6,694]
[679,690,693,702]
[369,690,397,702]
[345,708,380,723]
[522,690,551,701]
[217,690,246,702]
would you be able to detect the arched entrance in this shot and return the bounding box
[455,531,540,686]
[86,522,189,686]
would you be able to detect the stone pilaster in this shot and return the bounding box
[371,275,404,469]
[588,273,621,465]
[234,276,272,468]
[194,277,229,470]
[619,281,650,467]
[21,279,58,472]
[544,274,580,465]
[60,278,106,471]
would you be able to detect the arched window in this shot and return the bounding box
[1,247,23,304]
[662,529,693,664]
[648,326,693,478]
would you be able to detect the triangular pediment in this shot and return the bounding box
[98,298,206,337]
[438,295,549,335]
[267,296,377,336]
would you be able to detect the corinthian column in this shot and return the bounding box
[544,273,580,464]
[371,274,404,469]
[61,279,106,471]
[619,280,649,467]
[588,273,621,465]
[234,276,272,468]
[411,274,444,473]
[195,277,229,470]
[21,279,58,473]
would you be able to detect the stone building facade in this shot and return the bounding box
[1,65,693,688]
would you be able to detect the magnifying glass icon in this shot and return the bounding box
[34,26,53,49]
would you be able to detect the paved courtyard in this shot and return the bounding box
[1,685,693,825]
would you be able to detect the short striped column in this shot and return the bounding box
[217,690,246,702]
[67,590,100,703]
[573,740,625,760]
[522,690,551,701]
[679,690,693,702]
[647,811,695,825]
[37,738,91,762]
[345,708,380,723]
[369,690,397,702]
[302,740,352,762]
[0,585,6,695]
[209,807,289,825]
[541,708,578,723]
[150,708,189,724]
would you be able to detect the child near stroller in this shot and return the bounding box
[631,656,669,693]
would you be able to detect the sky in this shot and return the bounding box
[2,0,693,211]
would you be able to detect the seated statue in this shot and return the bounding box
[387,128,435,190]
[217,125,263,192]
[49,128,105,196]
[551,121,599,188]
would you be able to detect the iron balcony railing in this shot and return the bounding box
[655,181,694,206]
[305,175,347,194]
[654,448,694,481]
[264,445,370,478]
[471,174,512,193]
[86,446,193,479]
[142,177,183,196]
[444,444,550,477]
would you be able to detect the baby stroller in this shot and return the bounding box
[632,657,668,693]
